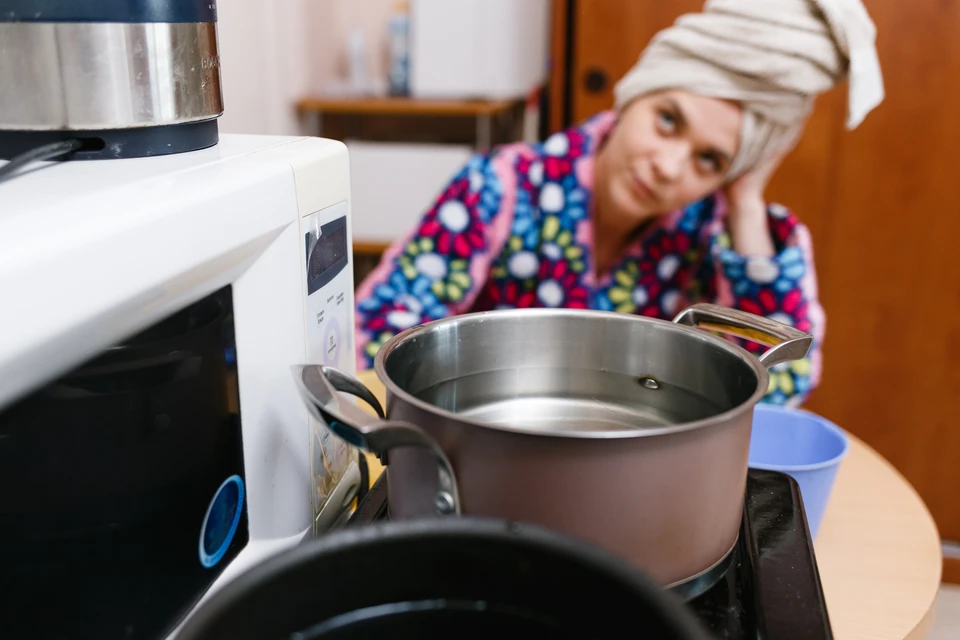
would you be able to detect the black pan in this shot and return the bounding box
[176,518,710,639]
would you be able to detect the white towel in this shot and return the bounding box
[613,0,884,177]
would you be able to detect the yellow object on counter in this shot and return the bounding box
[356,370,387,486]
[364,452,386,485]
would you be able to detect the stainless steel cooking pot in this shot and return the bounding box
[293,303,812,598]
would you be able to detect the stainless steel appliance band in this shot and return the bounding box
[0,22,223,131]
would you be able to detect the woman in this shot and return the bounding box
[354,0,884,406]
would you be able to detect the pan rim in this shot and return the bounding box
[373,307,770,440]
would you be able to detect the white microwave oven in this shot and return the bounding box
[0,134,362,639]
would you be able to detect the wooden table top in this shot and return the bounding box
[296,96,521,118]
[813,432,942,639]
[354,370,941,639]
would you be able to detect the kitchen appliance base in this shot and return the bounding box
[0,120,220,160]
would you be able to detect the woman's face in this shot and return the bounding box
[597,89,742,222]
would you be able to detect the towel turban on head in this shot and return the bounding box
[613,0,884,178]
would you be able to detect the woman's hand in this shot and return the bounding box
[724,146,791,257]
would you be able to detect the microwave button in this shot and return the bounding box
[323,316,341,365]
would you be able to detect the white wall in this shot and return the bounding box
[303,0,397,93]
[214,1,539,245]
[346,141,474,243]
[217,0,396,135]
[217,0,312,135]
[216,0,463,245]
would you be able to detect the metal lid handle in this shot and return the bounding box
[291,365,461,516]
[672,303,813,369]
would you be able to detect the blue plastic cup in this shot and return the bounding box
[748,404,850,538]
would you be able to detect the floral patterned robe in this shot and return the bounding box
[355,111,825,405]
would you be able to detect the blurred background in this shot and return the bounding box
[216,0,960,592]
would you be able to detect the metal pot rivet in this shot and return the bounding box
[434,492,456,515]
[638,376,660,390]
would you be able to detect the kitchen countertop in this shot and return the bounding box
[353,370,942,639]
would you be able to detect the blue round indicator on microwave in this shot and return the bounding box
[199,475,244,568]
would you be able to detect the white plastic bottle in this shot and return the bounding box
[347,28,369,95]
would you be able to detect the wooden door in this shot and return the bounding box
[559,0,960,557]
[797,0,960,564]
[569,0,702,123]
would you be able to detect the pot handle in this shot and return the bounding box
[672,303,813,369]
[291,364,461,516]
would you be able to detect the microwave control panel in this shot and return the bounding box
[301,200,357,531]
